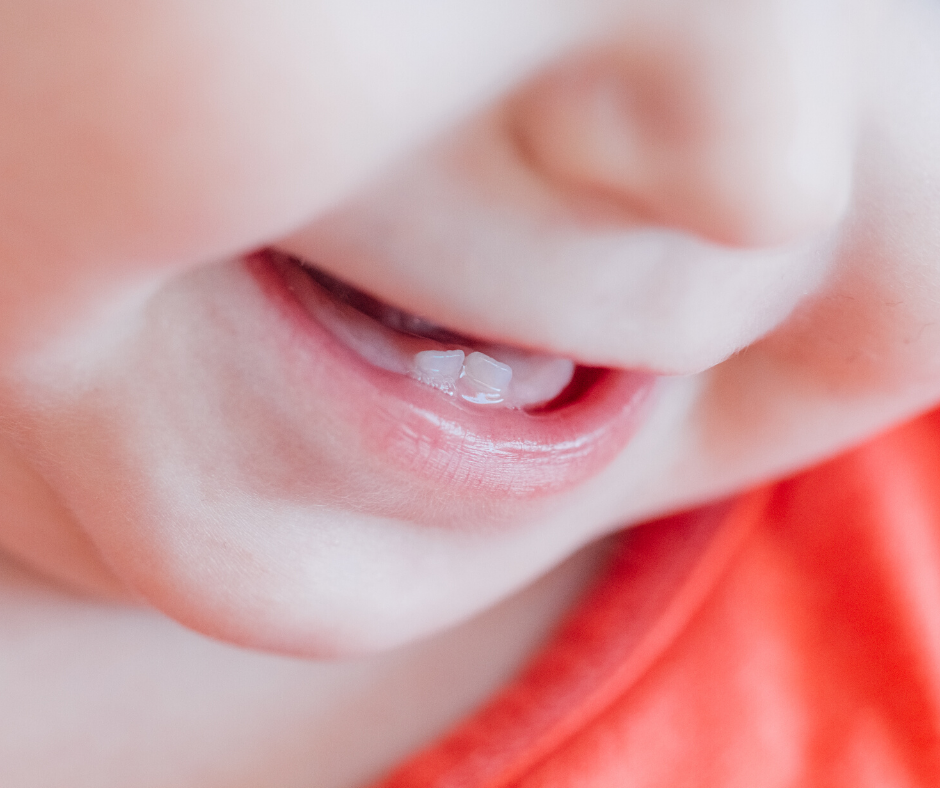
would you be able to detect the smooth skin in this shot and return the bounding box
[1,0,940,784]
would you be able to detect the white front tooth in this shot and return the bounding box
[412,349,464,390]
[460,351,513,404]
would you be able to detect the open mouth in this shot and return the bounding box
[246,248,657,500]
[267,248,595,411]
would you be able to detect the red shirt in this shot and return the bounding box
[373,409,940,787]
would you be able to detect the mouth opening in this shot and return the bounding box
[265,248,603,413]
[247,248,657,499]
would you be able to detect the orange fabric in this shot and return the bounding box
[373,409,940,787]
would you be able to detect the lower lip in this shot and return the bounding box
[247,251,658,500]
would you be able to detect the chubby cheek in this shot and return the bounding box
[760,135,940,403]
[670,182,940,512]
[0,263,611,656]
[0,373,515,656]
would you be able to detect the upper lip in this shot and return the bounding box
[275,208,831,377]
[269,244,625,372]
[288,251,482,347]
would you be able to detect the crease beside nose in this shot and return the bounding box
[510,9,855,248]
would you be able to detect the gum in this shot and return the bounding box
[277,253,575,408]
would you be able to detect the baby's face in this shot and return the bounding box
[1,0,939,654]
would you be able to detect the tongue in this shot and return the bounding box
[276,253,575,409]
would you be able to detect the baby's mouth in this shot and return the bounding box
[248,248,656,499]
[267,249,578,410]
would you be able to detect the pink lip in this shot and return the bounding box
[246,251,658,500]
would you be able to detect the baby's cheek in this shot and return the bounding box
[1,2,344,263]
[761,182,940,400]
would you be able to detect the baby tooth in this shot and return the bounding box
[461,351,513,404]
[413,349,465,390]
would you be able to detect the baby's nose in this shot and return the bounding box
[510,0,855,248]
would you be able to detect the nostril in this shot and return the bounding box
[508,24,855,249]
[509,58,661,224]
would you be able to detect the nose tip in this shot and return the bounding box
[510,8,855,248]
